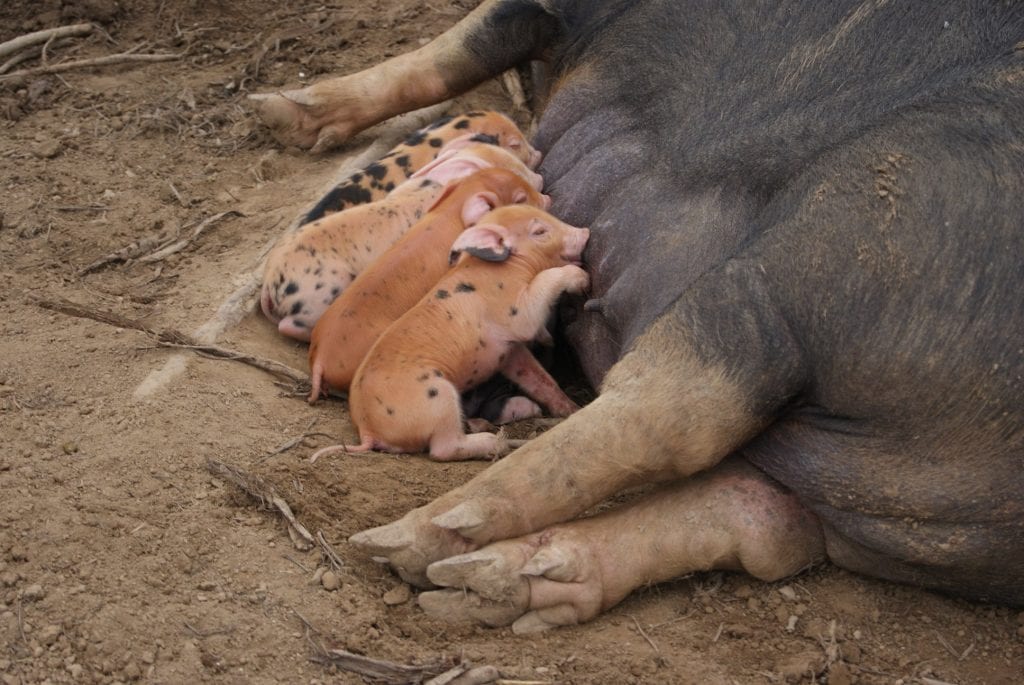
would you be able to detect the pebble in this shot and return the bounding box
[776,650,825,683]
[140,651,154,665]
[382,584,411,606]
[22,584,44,601]
[6,547,26,563]
[827,661,853,685]
[123,662,141,680]
[777,585,798,601]
[321,571,340,591]
[61,442,79,455]
[34,140,62,159]
[0,572,18,587]
[67,664,83,678]
[38,624,61,646]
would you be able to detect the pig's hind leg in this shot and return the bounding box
[418,457,824,631]
[427,382,515,461]
[249,0,559,151]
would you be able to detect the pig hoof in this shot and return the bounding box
[418,588,525,628]
[421,531,605,630]
[348,521,416,555]
[431,501,487,536]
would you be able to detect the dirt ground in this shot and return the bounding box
[1,1,1022,683]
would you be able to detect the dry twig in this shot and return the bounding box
[78,210,241,275]
[0,23,92,60]
[34,295,308,385]
[310,648,455,684]
[205,457,315,551]
[316,531,344,572]
[0,51,183,83]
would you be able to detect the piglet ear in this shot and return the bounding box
[448,223,511,265]
[417,157,489,186]
[461,191,499,226]
[410,148,458,180]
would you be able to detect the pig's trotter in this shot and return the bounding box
[419,458,825,630]
[250,0,558,151]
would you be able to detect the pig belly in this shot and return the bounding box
[743,419,1024,605]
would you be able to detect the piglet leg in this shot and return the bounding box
[419,457,825,631]
[499,343,579,417]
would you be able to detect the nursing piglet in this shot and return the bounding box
[307,168,549,399]
[311,206,589,462]
[260,142,543,340]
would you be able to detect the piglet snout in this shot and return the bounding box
[563,226,590,264]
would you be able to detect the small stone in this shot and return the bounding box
[34,140,62,159]
[68,664,83,678]
[732,584,753,599]
[776,650,825,683]
[311,567,326,585]
[38,624,61,646]
[382,584,411,606]
[123,662,141,680]
[843,642,863,663]
[827,661,853,685]
[140,651,154,665]
[61,442,79,455]
[22,584,44,601]
[321,571,340,591]
[7,547,27,562]
[196,581,216,592]
[785,615,798,632]
[777,585,798,601]
[0,571,18,587]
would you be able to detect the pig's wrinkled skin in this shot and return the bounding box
[307,168,549,399]
[253,0,1024,627]
[311,206,589,462]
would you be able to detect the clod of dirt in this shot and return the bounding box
[321,570,340,591]
[382,584,411,606]
[33,139,62,159]
[21,583,45,601]
[37,624,62,646]
[827,661,854,685]
[775,650,826,683]
[61,0,122,24]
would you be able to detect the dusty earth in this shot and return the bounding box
[0,1,1022,683]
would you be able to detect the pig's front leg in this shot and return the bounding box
[350,292,797,585]
[249,0,559,151]
[419,457,825,631]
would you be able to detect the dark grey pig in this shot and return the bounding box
[252,0,1024,632]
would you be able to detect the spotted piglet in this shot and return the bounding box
[311,206,590,462]
[260,142,543,340]
[302,111,540,224]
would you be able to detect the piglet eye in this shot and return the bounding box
[531,225,549,237]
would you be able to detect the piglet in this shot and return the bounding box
[311,206,590,462]
[302,109,541,222]
[260,142,543,340]
[307,168,550,399]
